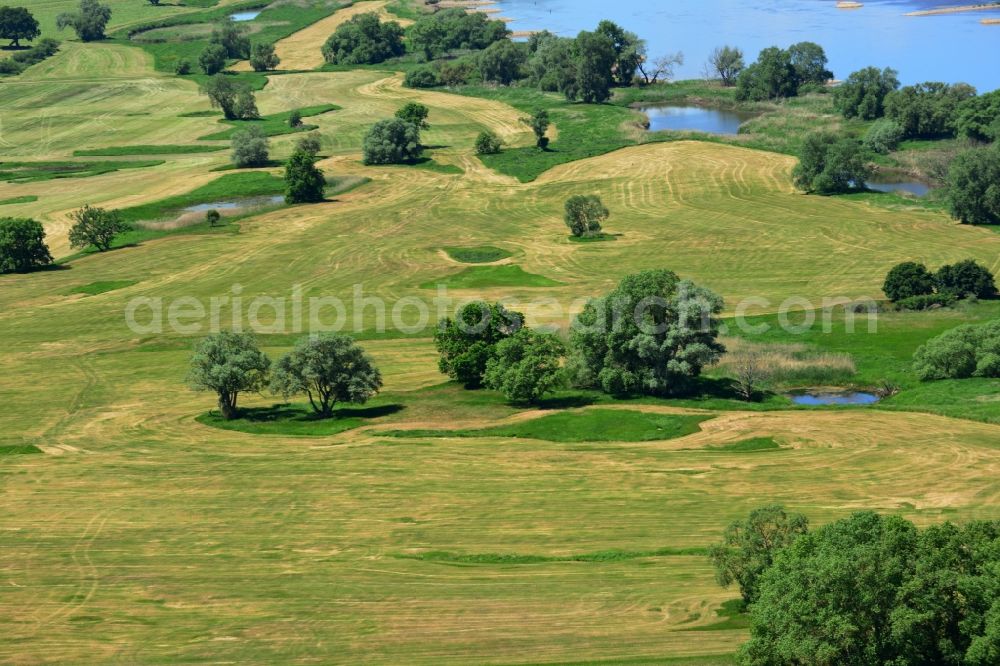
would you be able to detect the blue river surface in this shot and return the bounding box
[491,0,1000,91]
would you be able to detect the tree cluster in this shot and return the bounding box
[883,259,996,306]
[913,320,1000,381]
[321,12,405,65]
[56,0,111,43]
[885,81,977,139]
[735,42,832,102]
[792,131,871,195]
[948,143,1000,225]
[0,37,59,76]
[407,8,509,61]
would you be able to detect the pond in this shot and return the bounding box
[638,104,755,135]
[183,196,284,214]
[789,391,881,406]
[230,10,262,22]
[864,180,932,197]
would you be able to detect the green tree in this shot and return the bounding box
[284,148,325,204]
[707,45,744,86]
[568,270,725,397]
[270,334,382,417]
[708,505,809,605]
[735,46,798,101]
[834,66,900,120]
[199,43,228,75]
[913,321,1000,380]
[175,58,192,75]
[863,118,904,154]
[362,118,422,165]
[394,102,430,129]
[936,259,997,299]
[231,125,269,168]
[187,332,271,420]
[232,88,259,120]
[295,132,321,156]
[884,81,977,139]
[787,41,832,87]
[0,217,52,274]
[526,32,578,94]
[474,130,502,155]
[403,65,439,89]
[288,109,302,128]
[484,329,565,404]
[882,261,936,302]
[249,42,280,72]
[56,0,111,42]
[947,144,1000,225]
[205,209,221,227]
[571,30,616,103]
[321,12,404,65]
[595,20,644,86]
[956,89,1000,143]
[407,8,507,61]
[522,108,550,149]
[478,39,526,86]
[201,74,242,119]
[67,205,130,252]
[0,7,40,47]
[211,20,250,59]
[435,301,525,389]
[792,131,871,194]
[564,194,609,238]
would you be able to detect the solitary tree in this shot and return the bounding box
[709,504,809,605]
[249,42,280,72]
[484,328,565,404]
[205,209,221,227]
[231,125,269,168]
[288,109,302,128]
[187,332,271,420]
[0,7,40,48]
[362,118,422,165]
[947,144,1000,226]
[394,102,430,129]
[882,261,936,302]
[67,205,130,252]
[435,301,525,388]
[474,130,502,155]
[729,350,771,401]
[284,147,325,204]
[271,334,382,417]
[199,43,228,75]
[0,217,52,274]
[522,109,550,149]
[564,194,609,238]
[56,0,111,42]
[707,45,744,86]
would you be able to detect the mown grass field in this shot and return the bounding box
[1,3,999,663]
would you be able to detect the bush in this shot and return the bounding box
[321,12,404,65]
[362,118,422,165]
[474,130,502,155]
[894,293,957,311]
[882,261,936,302]
[863,119,904,154]
[231,125,269,168]
[175,58,192,75]
[0,218,52,273]
[564,194,609,238]
[936,259,997,299]
[439,58,477,86]
[403,65,440,89]
[435,301,525,388]
[913,320,1000,380]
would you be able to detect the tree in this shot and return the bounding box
[787,41,832,87]
[394,102,430,129]
[729,350,771,401]
[736,46,798,102]
[231,125,269,168]
[435,301,524,389]
[956,89,1000,143]
[478,39,526,86]
[709,505,809,605]
[863,119,904,154]
[569,270,726,397]
[564,194,609,238]
[571,30,616,103]
[526,32,577,94]
[175,58,192,75]
[947,144,1000,225]
[210,20,250,59]
[403,65,439,89]
[56,0,112,42]
[595,20,643,86]
[407,8,508,61]
[885,82,977,139]
[834,66,900,120]
[205,209,221,227]
[913,321,1000,380]
[199,43,228,75]
[321,12,405,65]
[793,132,872,194]
[249,42,279,72]
[362,118,422,165]
[484,329,565,404]
[232,88,259,120]
[284,147,325,204]
[288,109,302,128]
[936,259,997,299]
[882,261,936,302]
[67,205,130,252]
[474,130,502,155]
[201,75,242,119]
[637,52,683,86]
[0,218,52,274]
[522,109,550,149]
[295,132,321,156]
[270,334,382,417]
[187,332,270,420]
[707,45,743,86]
[0,7,40,48]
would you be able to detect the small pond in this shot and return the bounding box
[637,105,756,135]
[230,10,262,22]
[864,180,932,197]
[183,195,283,214]
[789,391,880,406]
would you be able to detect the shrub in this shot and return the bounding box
[439,58,476,86]
[894,293,956,311]
[483,328,565,404]
[913,321,1000,380]
[0,218,52,273]
[564,194,609,238]
[270,334,382,416]
[882,261,936,302]
[231,126,269,168]
[175,58,192,75]
[935,259,997,299]
[435,301,524,388]
[362,118,422,165]
[404,65,440,89]
[474,130,502,155]
[863,119,904,154]
[321,12,404,65]
[67,205,130,252]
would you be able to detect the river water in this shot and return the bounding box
[493,0,1000,91]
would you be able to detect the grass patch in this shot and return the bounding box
[197,105,339,141]
[116,172,285,224]
[394,546,709,565]
[707,437,781,453]
[67,280,139,296]
[387,409,713,443]
[0,195,38,206]
[0,444,42,456]
[688,600,750,632]
[196,403,405,437]
[443,246,512,264]
[73,145,226,157]
[0,160,164,184]
[421,264,562,289]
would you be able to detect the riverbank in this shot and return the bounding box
[905,2,1000,17]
